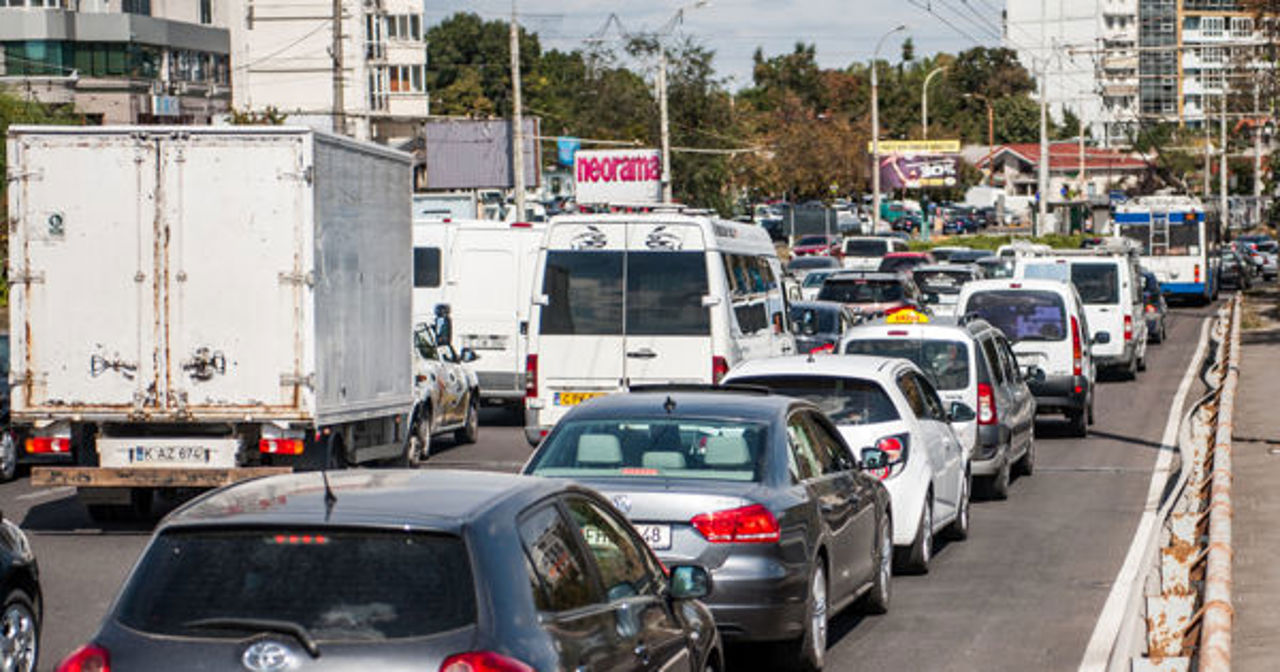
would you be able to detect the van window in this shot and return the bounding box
[1071,263,1119,304]
[724,254,779,336]
[541,251,624,335]
[844,239,888,257]
[540,251,709,336]
[414,247,441,288]
[627,252,710,336]
[845,339,970,391]
[979,337,1005,385]
[964,290,1067,342]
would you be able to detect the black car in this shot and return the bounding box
[0,515,39,672]
[1220,250,1252,290]
[790,301,860,354]
[524,389,894,671]
[1140,270,1169,344]
[0,332,14,482]
[58,470,720,672]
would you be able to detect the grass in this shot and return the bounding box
[908,233,1087,252]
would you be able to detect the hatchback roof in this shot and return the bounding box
[566,388,798,422]
[828,271,904,282]
[727,354,911,379]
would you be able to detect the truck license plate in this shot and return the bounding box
[129,445,210,464]
[555,391,606,407]
[98,438,239,469]
[634,524,671,550]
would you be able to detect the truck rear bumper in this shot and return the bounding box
[30,466,291,488]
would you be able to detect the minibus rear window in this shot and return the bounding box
[1071,263,1120,304]
[540,251,709,336]
[541,251,624,335]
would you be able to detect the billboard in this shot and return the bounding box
[868,139,962,154]
[878,154,959,190]
[424,118,541,190]
[574,149,663,204]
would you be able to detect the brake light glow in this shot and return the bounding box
[26,437,69,454]
[259,438,304,455]
[712,356,730,384]
[1195,264,1201,284]
[977,383,997,425]
[808,343,835,355]
[440,651,536,672]
[270,534,329,545]
[1071,316,1083,377]
[691,503,781,543]
[510,222,533,228]
[55,644,110,672]
[1146,304,1157,314]
[525,355,538,399]
[1124,315,1134,343]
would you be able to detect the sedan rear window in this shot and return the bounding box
[528,419,768,482]
[964,290,1067,342]
[913,269,972,295]
[729,376,900,425]
[115,530,475,641]
[818,280,906,304]
[843,339,971,391]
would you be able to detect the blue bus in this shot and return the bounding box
[1113,196,1220,303]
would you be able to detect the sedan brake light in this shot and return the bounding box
[56,644,110,672]
[691,503,780,543]
[440,651,535,672]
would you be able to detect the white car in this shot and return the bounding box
[405,315,482,465]
[724,354,971,573]
[800,269,839,301]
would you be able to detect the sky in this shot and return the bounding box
[425,0,1011,89]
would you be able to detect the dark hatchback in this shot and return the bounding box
[57,471,720,672]
[790,301,860,354]
[523,390,893,671]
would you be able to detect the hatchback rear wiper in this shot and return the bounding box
[182,617,321,658]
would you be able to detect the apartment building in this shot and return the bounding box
[1176,0,1265,127]
[1100,0,1141,142]
[227,0,428,143]
[0,0,232,123]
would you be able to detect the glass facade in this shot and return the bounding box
[1,40,228,84]
[1139,0,1177,118]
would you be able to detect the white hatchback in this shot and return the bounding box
[724,355,971,573]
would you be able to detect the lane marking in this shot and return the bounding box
[15,486,74,502]
[1078,316,1213,672]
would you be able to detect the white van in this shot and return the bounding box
[413,218,546,407]
[1016,250,1148,378]
[957,279,1100,437]
[524,213,796,444]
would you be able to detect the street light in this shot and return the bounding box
[921,65,947,140]
[964,92,995,186]
[871,24,907,233]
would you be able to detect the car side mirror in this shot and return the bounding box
[860,447,890,470]
[949,402,977,423]
[1025,365,1047,384]
[668,565,712,600]
[1093,332,1111,345]
[460,348,479,363]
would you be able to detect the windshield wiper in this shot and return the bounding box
[182,617,321,658]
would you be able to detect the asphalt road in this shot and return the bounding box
[3,303,1216,671]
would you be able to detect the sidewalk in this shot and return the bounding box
[1232,288,1280,671]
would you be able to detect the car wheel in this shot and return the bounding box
[1068,409,1088,437]
[454,394,480,445]
[897,495,933,574]
[783,561,828,671]
[0,433,17,484]
[986,458,1011,500]
[402,410,431,468]
[866,511,892,614]
[945,475,970,541]
[1016,429,1036,477]
[0,588,38,672]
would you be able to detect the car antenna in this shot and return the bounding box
[663,396,676,414]
[322,469,338,522]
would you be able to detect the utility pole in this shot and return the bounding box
[658,50,672,203]
[1038,69,1050,235]
[1255,79,1263,228]
[331,0,345,135]
[1221,89,1229,231]
[1078,115,1086,205]
[921,66,947,140]
[510,0,527,221]
[871,25,906,233]
[1204,99,1213,201]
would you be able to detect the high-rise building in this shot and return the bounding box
[1175,0,1264,128]
[226,0,428,144]
[0,0,231,124]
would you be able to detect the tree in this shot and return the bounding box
[425,12,541,116]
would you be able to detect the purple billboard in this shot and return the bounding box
[878,154,959,190]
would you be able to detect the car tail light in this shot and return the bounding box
[712,356,730,384]
[26,437,69,454]
[1194,264,1201,284]
[510,222,533,229]
[977,383,997,425]
[525,355,538,399]
[1145,303,1157,314]
[259,438,304,455]
[1124,315,1133,343]
[1071,315,1083,377]
[440,651,535,672]
[691,503,780,543]
[808,343,835,355]
[56,644,110,672]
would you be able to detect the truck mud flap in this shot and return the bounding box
[30,467,291,488]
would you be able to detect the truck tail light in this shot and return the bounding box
[712,356,730,384]
[1194,264,1201,284]
[1124,315,1134,342]
[691,503,780,543]
[977,383,998,425]
[56,643,110,672]
[1071,316,1083,377]
[440,651,535,672]
[26,437,69,454]
[525,355,538,399]
[259,438,304,455]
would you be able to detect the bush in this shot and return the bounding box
[908,233,1086,252]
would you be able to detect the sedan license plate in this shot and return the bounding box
[634,524,671,550]
[129,445,211,464]
[555,391,606,407]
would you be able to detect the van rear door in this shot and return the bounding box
[1070,261,1124,360]
[622,222,712,386]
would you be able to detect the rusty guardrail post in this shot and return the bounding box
[1200,295,1240,672]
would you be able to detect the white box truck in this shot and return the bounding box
[6,126,415,517]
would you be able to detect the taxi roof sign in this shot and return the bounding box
[885,309,930,324]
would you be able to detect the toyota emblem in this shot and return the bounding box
[612,494,632,514]
[242,640,296,672]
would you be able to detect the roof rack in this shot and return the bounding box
[626,383,773,396]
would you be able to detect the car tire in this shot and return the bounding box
[0,588,38,672]
[1016,431,1036,477]
[781,560,828,671]
[454,394,480,445]
[1068,409,1088,437]
[896,495,933,574]
[985,459,1011,501]
[401,410,432,468]
[945,475,970,541]
[0,432,17,483]
[866,512,892,615]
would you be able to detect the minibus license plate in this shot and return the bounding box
[634,524,671,550]
[555,392,605,406]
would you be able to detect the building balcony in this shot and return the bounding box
[0,9,228,54]
[1103,83,1139,97]
[1103,55,1139,70]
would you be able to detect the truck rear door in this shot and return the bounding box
[10,132,159,412]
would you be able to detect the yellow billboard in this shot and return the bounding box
[869,140,961,154]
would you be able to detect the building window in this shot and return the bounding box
[386,64,424,93]
[199,0,211,24]
[385,14,423,41]
[365,14,386,59]
[1201,46,1223,63]
[1202,16,1224,37]
[1230,17,1252,38]
[369,69,388,111]
[121,0,151,15]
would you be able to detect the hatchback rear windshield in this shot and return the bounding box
[844,339,971,390]
[789,256,838,271]
[1071,263,1120,304]
[964,290,1067,342]
[115,529,475,641]
[528,418,769,482]
[729,376,900,425]
[796,236,831,247]
[879,257,924,273]
[540,251,710,336]
[844,240,888,257]
[802,271,835,288]
[790,306,838,335]
[913,269,972,295]
[818,279,906,304]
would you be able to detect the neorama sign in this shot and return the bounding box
[574,149,663,204]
